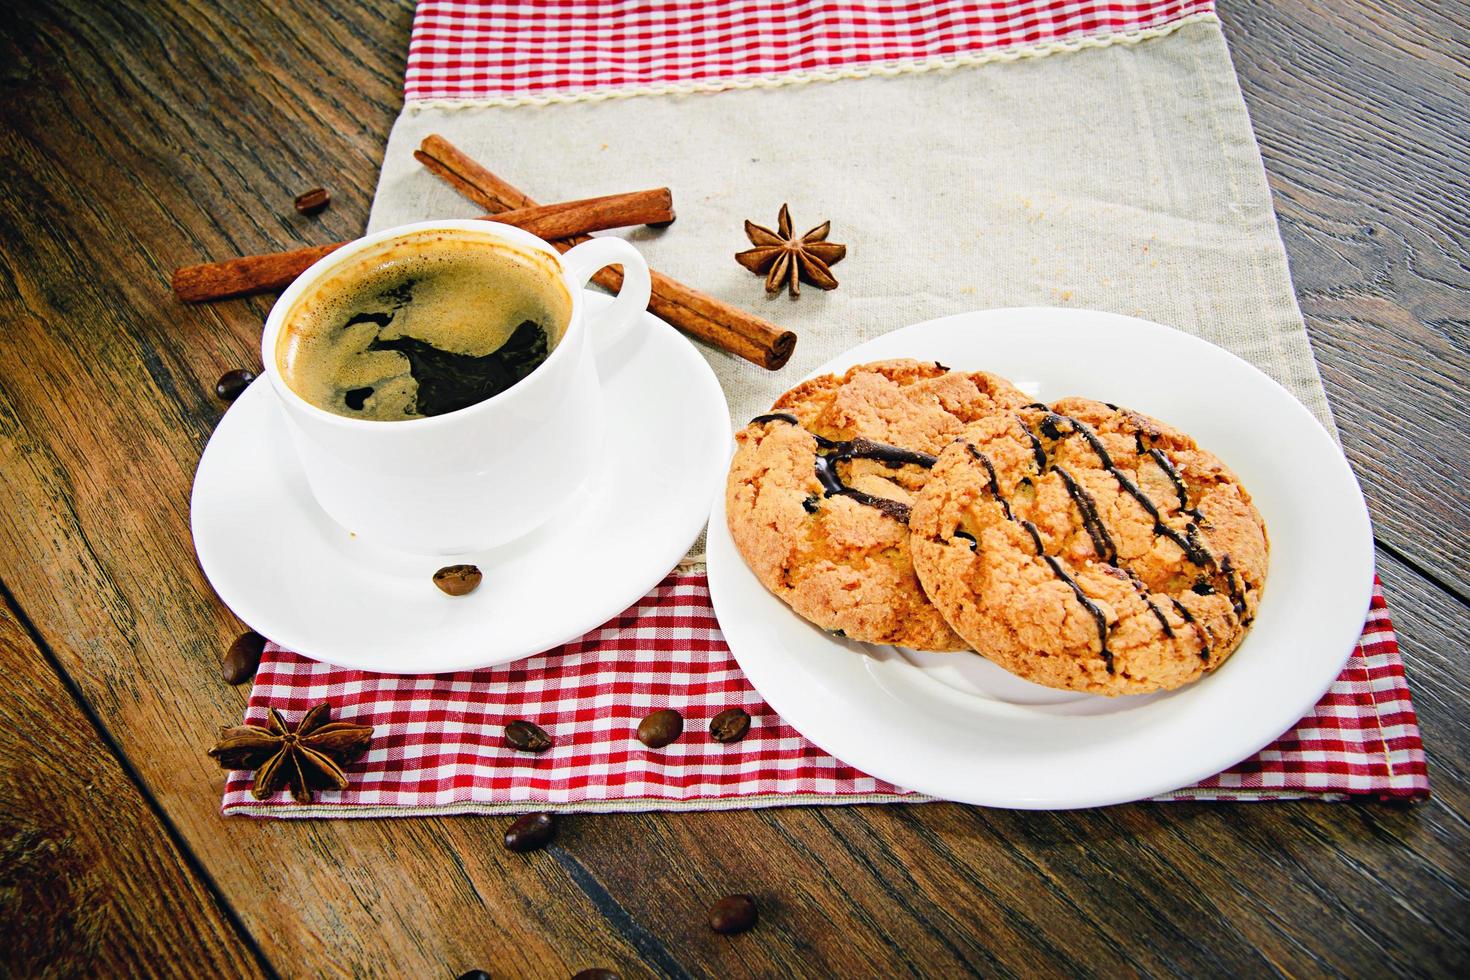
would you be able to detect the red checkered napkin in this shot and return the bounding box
[405,0,1217,103]
[221,573,1427,815]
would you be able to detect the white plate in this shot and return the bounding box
[706,307,1374,809]
[192,292,729,673]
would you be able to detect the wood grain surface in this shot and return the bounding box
[1223,0,1470,592]
[0,0,1465,976]
[0,596,268,977]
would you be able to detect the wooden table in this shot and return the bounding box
[2,1,1466,975]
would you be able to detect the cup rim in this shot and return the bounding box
[259,218,584,431]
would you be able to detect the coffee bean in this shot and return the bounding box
[434,564,482,596]
[637,708,683,748]
[457,971,491,980]
[708,894,758,935]
[504,719,553,753]
[571,970,620,980]
[214,369,256,402]
[221,630,266,685]
[294,187,331,215]
[503,812,555,853]
[709,707,751,743]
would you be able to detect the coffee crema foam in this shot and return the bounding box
[276,229,573,421]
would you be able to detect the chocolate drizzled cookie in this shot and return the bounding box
[725,359,1029,650]
[908,398,1269,695]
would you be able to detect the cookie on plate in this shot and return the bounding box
[909,397,1269,694]
[725,359,1029,650]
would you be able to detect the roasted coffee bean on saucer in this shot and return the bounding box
[214,368,256,402]
[637,708,683,748]
[456,970,491,980]
[709,707,751,743]
[434,564,482,596]
[571,969,620,980]
[708,894,758,934]
[221,630,267,685]
[503,812,556,853]
[504,719,553,753]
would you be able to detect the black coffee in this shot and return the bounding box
[277,228,572,420]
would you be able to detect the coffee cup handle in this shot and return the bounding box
[560,237,653,352]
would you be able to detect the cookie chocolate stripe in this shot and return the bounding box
[749,412,935,523]
[1146,446,1196,515]
[1127,569,1175,637]
[1041,554,1113,673]
[813,454,913,523]
[1020,519,1046,557]
[1052,465,1117,564]
[1146,602,1175,636]
[834,437,939,469]
[1219,554,1248,618]
[1170,597,1212,661]
[959,443,1114,673]
[1018,419,1048,472]
[963,444,1012,519]
[1036,409,1213,568]
[1123,406,1204,519]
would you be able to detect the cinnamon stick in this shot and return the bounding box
[171,189,675,303]
[416,135,796,370]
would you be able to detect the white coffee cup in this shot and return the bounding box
[260,218,652,555]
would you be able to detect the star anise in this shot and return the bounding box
[208,702,373,803]
[736,203,847,297]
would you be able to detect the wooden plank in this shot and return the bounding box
[0,596,267,976]
[0,1,658,975]
[1220,0,1470,594]
[0,0,1465,977]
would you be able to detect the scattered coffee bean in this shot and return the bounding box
[708,894,758,935]
[571,970,620,980]
[294,186,331,215]
[504,719,553,753]
[637,708,684,748]
[457,971,491,980]
[434,564,482,596]
[221,630,267,685]
[709,707,751,744]
[503,812,555,853]
[214,368,256,402]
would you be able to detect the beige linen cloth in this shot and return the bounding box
[368,15,1333,495]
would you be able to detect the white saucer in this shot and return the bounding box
[192,291,729,673]
[706,307,1374,809]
